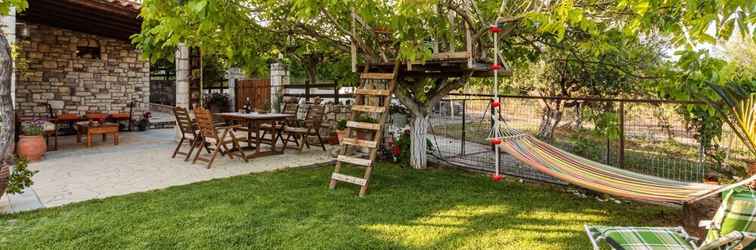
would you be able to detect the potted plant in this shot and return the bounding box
[334,119,347,143]
[137,112,152,131]
[705,82,756,185]
[206,93,230,113]
[1,156,38,197]
[17,119,47,161]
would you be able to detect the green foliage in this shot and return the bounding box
[706,82,756,159]
[336,119,347,130]
[20,120,44,136]
[0,0,27,15]
[355,114,378,123]
[6,156,37,194]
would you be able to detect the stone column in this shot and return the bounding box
[1,8,16,107]
[226,67,242,111]
[175,43,190,109]
[270,62,288,113]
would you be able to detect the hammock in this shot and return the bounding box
[498,129,756,205]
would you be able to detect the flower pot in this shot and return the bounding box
[335,129,346,142]
[17,135,47,161]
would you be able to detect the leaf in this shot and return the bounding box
[189,0,207,14]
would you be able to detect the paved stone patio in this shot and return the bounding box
[0,128,334,213]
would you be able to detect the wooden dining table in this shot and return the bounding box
[215,112,296,159]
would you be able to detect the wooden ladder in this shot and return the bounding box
[329,64,400,197]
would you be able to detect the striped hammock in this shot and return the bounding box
[498,130,756,205]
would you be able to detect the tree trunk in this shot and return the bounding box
[410,114,429,169]
[0,33,14,164]
[538,105,563,139]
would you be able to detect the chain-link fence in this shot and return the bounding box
[428,94,748,184]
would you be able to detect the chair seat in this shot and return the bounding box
[586,226,695,250]
[284,127,309,133]
[260,123,283,130]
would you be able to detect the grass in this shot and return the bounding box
[0,162,679,249]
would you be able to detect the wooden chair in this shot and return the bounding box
[192,107,249,169]
[260,102,299,146]
[283,104,327,151]
[172,107,209,161]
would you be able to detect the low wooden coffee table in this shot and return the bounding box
[75,123,120,147]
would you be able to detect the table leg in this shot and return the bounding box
[87,132,92,147]
[114,133,119,145]
[102,133,106,142]
[255,120,262,154]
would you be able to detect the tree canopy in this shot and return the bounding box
[134,0,755,168]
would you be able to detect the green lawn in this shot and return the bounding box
[0,163,678,249]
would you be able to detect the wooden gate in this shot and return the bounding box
[235,79,271,111]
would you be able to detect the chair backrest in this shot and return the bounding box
[305,105,325,125]
[193,107,219,141]
[706,189,756,242]
[174,107,195,137]
[282,103,298,114]
[86,112,108,122]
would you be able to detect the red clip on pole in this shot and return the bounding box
[491,99,500,108]
[490,137,502,145]
[490,64,501,71]
[489,25,502,33]
[491,174,503,182]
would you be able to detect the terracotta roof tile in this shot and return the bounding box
[100,0,141,12]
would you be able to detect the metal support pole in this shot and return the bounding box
[461,99,466,156]
[619,101,625,168]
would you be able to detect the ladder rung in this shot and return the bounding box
[341,138,378,148]
[347,121,380,130]
[355,89,391,96]
[360,73,394,80]
[352,105,386,113]
[331,173,367,186]
[337,155,372,167]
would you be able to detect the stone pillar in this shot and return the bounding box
[270,62,288,113]
[226,67,242,111]
[175,43,190,108]
[1,8,16,107]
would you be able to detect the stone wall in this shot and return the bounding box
[14,23,149,117]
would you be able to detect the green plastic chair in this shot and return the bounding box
[585,189,756,250]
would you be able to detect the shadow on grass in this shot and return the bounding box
[0,163,679,249]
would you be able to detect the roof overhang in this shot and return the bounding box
[18,0,142,41]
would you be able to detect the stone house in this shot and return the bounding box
[2,0,148,117]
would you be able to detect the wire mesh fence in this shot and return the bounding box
[427,93,744,184]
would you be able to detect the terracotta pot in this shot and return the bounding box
[0,164,9,196]
[17,135,47,161]
[335,129,346,142]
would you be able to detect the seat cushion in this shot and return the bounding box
[587,226,695,250]
[706,189,756,242]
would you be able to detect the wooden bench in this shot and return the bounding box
[75,123,120,147]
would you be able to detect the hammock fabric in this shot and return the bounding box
[499,133,754,205]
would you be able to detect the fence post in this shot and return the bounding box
[305,79,311,102]
[461,98,466,156]
[334,80,340,104]
[619,101,625,168]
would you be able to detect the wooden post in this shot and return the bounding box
[461,99,466,156]
[465,22,473,67]
[619,101,625,168]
